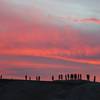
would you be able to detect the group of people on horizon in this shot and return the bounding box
[0,73,96,83]
[57,74,82,81]
[51,73,96,82]
[24,73,96,83]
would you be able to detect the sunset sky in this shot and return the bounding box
[0,0,100,81]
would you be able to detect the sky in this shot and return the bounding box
[0,0,100,81]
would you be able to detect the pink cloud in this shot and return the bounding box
[75,18,100,24]
[0,48,100,65]
[58,16,100,24]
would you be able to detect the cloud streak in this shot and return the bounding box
[56,16,100,24]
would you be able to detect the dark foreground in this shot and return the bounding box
[0,79,100,100]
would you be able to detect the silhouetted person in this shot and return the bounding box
[70,74,74,80]
[52,75,54,81]
[74,74,77,80]
[80,74,82,80]
[86,74,90,81]
[36,76,40,81]
[25,75,27,80]
[38,76,40,81]
[78,74,80,80]
[94,75,96,83]
[59,74,63,80]
[65,74,67,80]
[0,74,2,79]
[36,76,38,81]
[29,76,31,80]
[58,74,60,80]
[61,74,63,80]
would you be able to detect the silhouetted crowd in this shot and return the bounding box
[0,73,96,83]
[57,74,82,81]
[51,74,96,83]
[24,73,96,82]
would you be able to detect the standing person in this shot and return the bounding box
[74,74,77,80]
[58,74,60,80]
[52,75,54,81]
[38,76,40,81]
[80,74,82,80]
[61,74,63,80]
[70,74,73,80]
[59,74,62,80]
[65,74,67,80]
[0,74,2,79]
[86,74,90,81]
[25,74,27,80]
[78,74,80,80]
[94,75,96,83]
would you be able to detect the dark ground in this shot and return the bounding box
[0,79,100,100]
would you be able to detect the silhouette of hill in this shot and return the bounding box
[0,79,100,100]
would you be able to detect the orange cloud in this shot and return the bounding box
[0,48,100,65]
[77,18,100,24]
[0,47,99,56]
